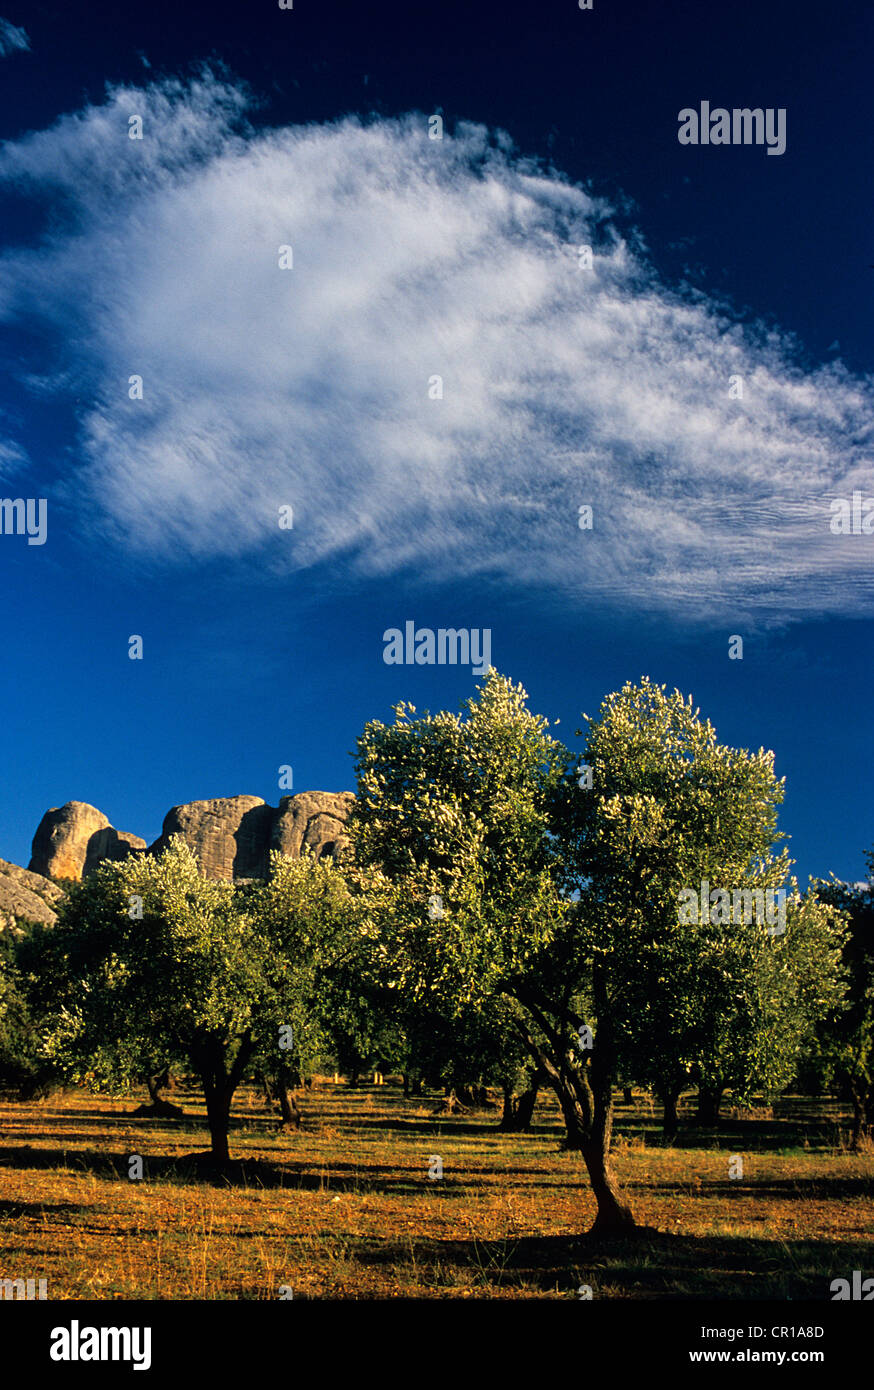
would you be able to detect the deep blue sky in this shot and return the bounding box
[0,0,871,882]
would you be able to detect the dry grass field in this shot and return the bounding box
[1,1080,871,1300]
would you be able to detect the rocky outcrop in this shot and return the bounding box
[82,826,147,877]
[272,791,354,865]
[28,802,146,881]
[149,791,353,880]
[148,796,275,882]
[22,790,354,888]
[0,858,65,934]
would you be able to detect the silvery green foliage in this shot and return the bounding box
[349,670,570,1011]
[556,678,848,1111]
[26,838,358,1157]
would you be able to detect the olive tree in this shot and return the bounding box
[349,672,634,1230]
[26,839,356,1162]
[617,880,847,1136]
[351,672,839,1236]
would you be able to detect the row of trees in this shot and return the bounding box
[1,673,871,1235]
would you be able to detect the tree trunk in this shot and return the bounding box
[583,1022,636,1234]
[696,1085,724,1126]
[202,1078,233,1163]
[192,1033,254,1164]
[256,1069,275,1109]
[435,1087,469,1115]
[146,1068,169,1105]
[498,1074,540,1132]
[515,1081,538,1130]
[851,1095,864,1149]
[134,1066,183,1119]
[499,1084,515,1130]
[850,1080,872,1150]
[660,1088,680,1142]
[580,1137,636,1235]
[514,994,637,1235]
[277,1082,301,1131]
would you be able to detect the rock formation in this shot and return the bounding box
[149,791,353,880]
[28,802,145,881]
[23,791,354,887]
[271,791,355,865]
[148,796,276,882]
[0,858,64,934]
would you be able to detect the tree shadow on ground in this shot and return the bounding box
[1,1108,192,1125]
[348,1228,873,1299]
[639,1176,874,1200]
[0,1197,87,1218]
[0,1145,475,1193]
[614,1119,849,1153]
[330,1114,538,1139]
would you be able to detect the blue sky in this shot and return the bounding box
[0,0,871,883]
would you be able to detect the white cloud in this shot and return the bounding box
[0,17,29,56]
[1,71,873,622]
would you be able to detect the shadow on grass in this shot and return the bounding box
[613,1119,848,1154]
[0,1145,477,1194]
[0,1197,88,1218]
[348,1228,873,1299]
[329,1114,552,1139]
[639,1176,874,1200]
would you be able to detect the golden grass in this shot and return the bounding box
[0,1081,871,1299]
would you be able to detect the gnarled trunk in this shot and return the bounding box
[192,1033,254,1164]
[515,995,637,1236]
[146,1067,170,1105]
[583,1024,636,1234]
[499,1079,539,1132]
[580,1138,636,1234]
[436,1087,469,1114]
[453,1081,489,1107]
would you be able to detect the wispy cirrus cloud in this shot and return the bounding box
[0,16,29,56]
[0,70,872,622]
